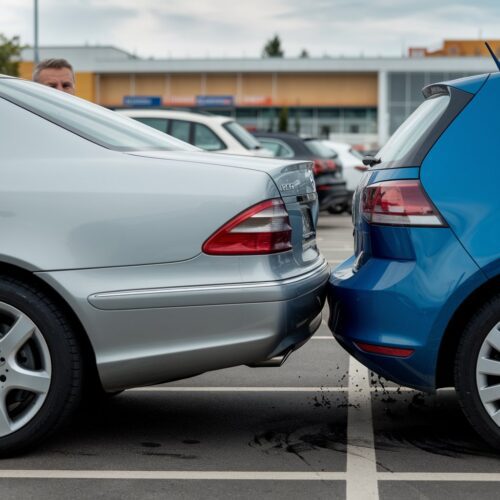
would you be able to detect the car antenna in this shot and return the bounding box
[485,42,500,71]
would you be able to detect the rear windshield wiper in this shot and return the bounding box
[362,156,381,167]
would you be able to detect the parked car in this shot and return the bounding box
[117,109,272,157]
[321,140,369,209]
[253,132,349,214]
[0,76,329,455]
[327,72,500,446]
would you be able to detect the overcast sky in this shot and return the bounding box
[2,0,500,59]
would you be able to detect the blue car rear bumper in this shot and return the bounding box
[327,228,485,392]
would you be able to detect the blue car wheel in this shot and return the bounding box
[455,294,500,447]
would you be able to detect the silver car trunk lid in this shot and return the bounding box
[126,150,316,197]
[127,150,321,268]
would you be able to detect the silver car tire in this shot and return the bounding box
[0,277,82,457]
[455,294,500,448]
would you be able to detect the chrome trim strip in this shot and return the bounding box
[89,260,328,300]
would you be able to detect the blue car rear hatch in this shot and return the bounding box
[350,73,489,268]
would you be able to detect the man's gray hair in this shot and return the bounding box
[32,58,74,82]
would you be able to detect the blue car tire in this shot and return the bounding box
[455,294,500,448]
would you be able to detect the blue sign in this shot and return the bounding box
[196,95,234,107]
[123,95,162,107]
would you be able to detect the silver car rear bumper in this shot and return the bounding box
[38,260,329,390]
[88,260,329,310]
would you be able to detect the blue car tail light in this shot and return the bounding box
[361,179,446,227]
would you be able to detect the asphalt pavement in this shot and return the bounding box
[1,214,499,499]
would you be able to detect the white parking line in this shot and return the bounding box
[0,470,345,480]
[1,469,499,482]
[346,356,379,500]
[126,386,414,393]
[379,473,500,482]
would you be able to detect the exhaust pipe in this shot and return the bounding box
[247,349,293,368]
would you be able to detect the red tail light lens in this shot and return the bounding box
[325,159,337,171]
[354,341,414,358]
[313,159,326,175]
[202,199,292,255]
[362,180,446,227]
[354,165,369,172]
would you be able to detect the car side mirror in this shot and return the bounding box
[362,156,381,167]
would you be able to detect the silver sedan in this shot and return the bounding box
[0,76,328,455]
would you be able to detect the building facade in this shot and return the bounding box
[20,44,497,146]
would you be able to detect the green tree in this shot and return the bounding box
[0,34,24,76]
[299,49,309,58]
[278,107,289,132]
[262,35,284,58]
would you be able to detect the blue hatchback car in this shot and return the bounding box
[328,71,500,446]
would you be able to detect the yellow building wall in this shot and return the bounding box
[240,74,274,101]
[94,72,378,108]
[75,72,95,101]
[18,59,377,108]
[428,39,500,57]
[205,74,238,95]
[168,74,203,103]
[98,75,134,106]
[18,61,34,80]
[275,73,377,106]
[134,75,165,96]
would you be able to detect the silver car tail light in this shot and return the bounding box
[202,199,292,255]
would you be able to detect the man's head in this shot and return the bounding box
[33,58,75,95]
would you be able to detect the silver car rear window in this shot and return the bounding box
[0,78,197,152]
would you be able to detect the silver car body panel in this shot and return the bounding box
[0,79,328,390]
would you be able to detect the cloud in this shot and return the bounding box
[1,0,500,58]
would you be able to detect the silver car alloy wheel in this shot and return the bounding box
[0,302,52,437]
[476,321,500,426]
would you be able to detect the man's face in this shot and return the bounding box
[37,68,75,94]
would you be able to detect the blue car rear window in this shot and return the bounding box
[378,95,450,165]
[372,85,472,170]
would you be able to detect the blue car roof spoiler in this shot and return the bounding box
[422,74,489,98]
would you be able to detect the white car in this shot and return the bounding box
[321,140,369,196]
[117,109,272,157]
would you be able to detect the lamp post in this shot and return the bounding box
[34,0,39,64]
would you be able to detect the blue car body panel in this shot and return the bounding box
[328,72,500,391]
[421,73,500,279]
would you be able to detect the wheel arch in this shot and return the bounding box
[0,261,101,389]
[436,274,500,388]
